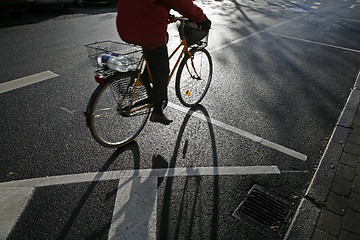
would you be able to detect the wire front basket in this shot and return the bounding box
[178,21,209,48]
[85,40,142,69]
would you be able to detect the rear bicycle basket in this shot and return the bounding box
[178,21,209,47]
[85,40,142,70]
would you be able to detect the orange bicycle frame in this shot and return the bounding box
[128,38,192,113]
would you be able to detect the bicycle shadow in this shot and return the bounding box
[105,104,220,239]
[57,141,141,240]
[58,104,220,239]
[158,104,220,240]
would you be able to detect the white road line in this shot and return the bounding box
[107,165,280,240]
[168,102,308,161]
[209,14,306,53]
[0,187,35,239]
[0,71,59,94]
[281,170,309,173]
[270,33,360,53]
[60,107,76,114]
[109,177,158,240]
[1,166,280,239]
[0,166,280,188]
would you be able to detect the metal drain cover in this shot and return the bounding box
[233,184,291,234]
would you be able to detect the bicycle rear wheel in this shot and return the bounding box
[88,72,151,148]
[175,48,212,107]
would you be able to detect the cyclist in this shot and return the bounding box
[116,0,211,125]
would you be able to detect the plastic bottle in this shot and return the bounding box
[96,53,120,67]
[96,53,137,72]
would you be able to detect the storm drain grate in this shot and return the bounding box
[233,184,291,233]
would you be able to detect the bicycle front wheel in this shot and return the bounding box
[88,72,151,148]
[175,48,213,107]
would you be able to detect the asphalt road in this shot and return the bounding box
[0,0,359,239]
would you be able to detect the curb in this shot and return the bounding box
[284,70,360,240]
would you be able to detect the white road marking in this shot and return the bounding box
[209,14,306,53]
[108,177,158,240]
[281,170,309,173]
[108,166,281,240]
[0,166,280,188]
[0,71,59,94]
[0,165,280,239]
[270,33,360,53]
[1,15,313,238]
[168,102,308,161]
[60,107,76,114]
[0,187,35,239]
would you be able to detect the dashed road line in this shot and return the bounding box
[0,71,59,94]
[168,102,308,161]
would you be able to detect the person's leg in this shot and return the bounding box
[143,44,173,125]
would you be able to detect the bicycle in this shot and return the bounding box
[84,19,213,148]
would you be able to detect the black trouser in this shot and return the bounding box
[143,44,169,113]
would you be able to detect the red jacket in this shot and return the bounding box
[116,0,206,50]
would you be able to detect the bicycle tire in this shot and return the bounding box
[88,72,151,148]
[175,48,213,107]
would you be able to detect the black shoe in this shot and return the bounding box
[150,112,173,125]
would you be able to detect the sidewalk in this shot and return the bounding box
[285,71,360,240]
[312,104,360,239]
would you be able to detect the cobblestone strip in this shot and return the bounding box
[284,71,360,240]
[312,104,360,240]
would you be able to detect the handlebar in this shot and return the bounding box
[177,17,189,21]
[169,14,189,23]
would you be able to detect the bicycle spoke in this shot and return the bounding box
[88,73,151,148]
[176,48,212,107]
